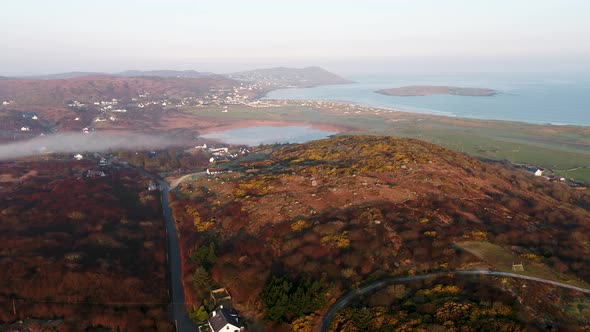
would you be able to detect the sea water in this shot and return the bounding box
[264,73,590,126]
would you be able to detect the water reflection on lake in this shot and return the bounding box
[201,125,337,146]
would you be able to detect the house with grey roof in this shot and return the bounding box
[208,305,245,332]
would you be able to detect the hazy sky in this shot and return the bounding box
[2,0,590,75]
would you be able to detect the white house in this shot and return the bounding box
[20,126,31,131]
[208,306,244,332]
[86,170,106,178]
[206,168,230,175]
[209,147,229,156]
[74,154,84,161]
[2,101,10,106]
[32,115,38,120]
[534,169,543,176]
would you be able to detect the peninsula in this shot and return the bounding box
[376,85,497,97]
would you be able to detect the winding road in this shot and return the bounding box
[126,165,198,331]
[169,171,206,189]
[320,270,590,332]
[124,164,590,332]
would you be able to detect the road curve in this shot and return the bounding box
[320,270,590,332]
[170,171,206,189]
[125,165,198,332]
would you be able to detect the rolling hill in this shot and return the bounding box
[116,69,214,78]
[170,135,590,331]
[227,66,353,88]
[18,69,215,80]
[0,75,239,124]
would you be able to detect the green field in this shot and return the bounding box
[456,241,590,289]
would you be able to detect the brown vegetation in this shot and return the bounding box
[0,159,172,331]
[171,136,590,330]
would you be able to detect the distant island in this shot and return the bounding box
[376,85,497,97]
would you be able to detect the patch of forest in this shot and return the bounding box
[0,160,172,331]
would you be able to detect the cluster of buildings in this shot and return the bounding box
[194,144,249,164]
[515,163,563,181]
[228,72,306,88]
[67,100,86,108]
[513,163,587,188]
[71,154,112,179]
[171,84,259,108]
[15,113,40,132]
[260,98,392,115]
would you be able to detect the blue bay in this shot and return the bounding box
[264,73,590,126]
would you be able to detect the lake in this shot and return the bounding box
[201,125,338,146]
[264,73,590,126]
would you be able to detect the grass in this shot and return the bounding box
[456,241,590,289]
[392,128,590,181]
[565,297,590,323]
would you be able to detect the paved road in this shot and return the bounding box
[170,171,206,189]
[126,165,198,332]
[320,270,590,332]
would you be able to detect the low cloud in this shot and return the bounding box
[0,132,181,160]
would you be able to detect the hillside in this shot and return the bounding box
[0,159,172,331]
[0,75,240,135]
[227,66,353,88]
[116,70,214,78]
[170,135,590,330]
[19,72,105,80]
[376,85,497,97]
[0,75,236,108]
[19,69,214,80]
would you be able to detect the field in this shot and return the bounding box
[456,241,590,289]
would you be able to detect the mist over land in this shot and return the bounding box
[0,132,179,160]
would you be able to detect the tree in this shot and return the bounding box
[191,242,217,270]
[192,267,212,293]
[262,275,325,323]
[189,305,209,323]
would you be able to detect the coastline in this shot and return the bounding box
[263,77,590,127]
